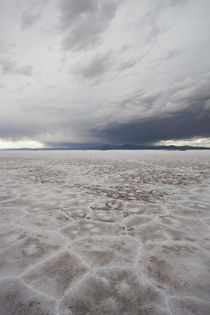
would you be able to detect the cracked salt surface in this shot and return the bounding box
[0,150,210,315]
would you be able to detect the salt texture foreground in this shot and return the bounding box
[0,150,210,315]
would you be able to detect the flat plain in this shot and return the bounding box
[0,150,209,315]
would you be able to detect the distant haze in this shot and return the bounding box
[0,0,210,148]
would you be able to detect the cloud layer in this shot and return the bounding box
[59,0,122,51]
[0,0,210,147]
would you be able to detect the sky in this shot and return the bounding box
[0,0,210,148]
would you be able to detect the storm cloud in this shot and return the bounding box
[0,0,210,147]
[91,72,210,143]
[95,107,210,145]
[59,0,123,51]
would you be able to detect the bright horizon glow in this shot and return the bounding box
[155,137,210,148]
[0,139,45,149]
[0,137,210,149]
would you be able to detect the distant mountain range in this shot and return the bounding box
[4,144,210,150]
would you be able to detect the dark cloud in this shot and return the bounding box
[1,73,209,145]
[0,0,210,147]
[117,90,160,112]
[92,74,210,144]
[72,51,138,82]
[116,73,210,117]
[72,51,113,79]
[167,77,210,113]
[59,0,123,51]
[0,120,44,141]
[0,59,33,76]
[94,106,210,144]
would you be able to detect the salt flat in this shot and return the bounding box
[0,150,209,315]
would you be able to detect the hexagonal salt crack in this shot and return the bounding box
[0,231,64,277]
[0,278,57,315]
[59,268,169,315]
[138,241,210,300]
[23,250,90,298]
[70,236,139,268]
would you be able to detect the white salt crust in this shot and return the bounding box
[0,150,210,314]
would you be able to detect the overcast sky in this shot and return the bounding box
[0,0,210,148]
